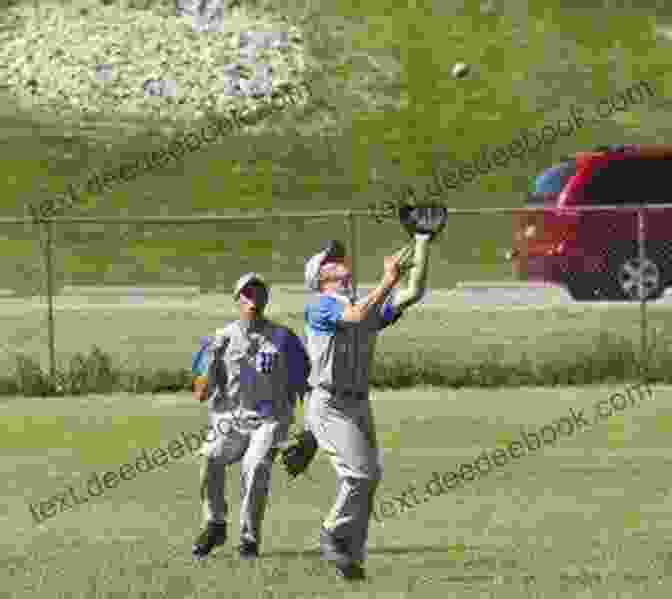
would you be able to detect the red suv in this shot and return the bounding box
[507,144,672,301]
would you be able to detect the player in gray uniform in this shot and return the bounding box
[303,234,433,579]
[191,273,310,560]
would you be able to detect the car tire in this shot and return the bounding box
[564,273,599,301]
[603,243,665,301]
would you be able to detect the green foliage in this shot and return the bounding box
[0,333,665,397]
[369,330,657,390]
[0,0,669,294]
[14,354,51,396]
[3,346,190,396]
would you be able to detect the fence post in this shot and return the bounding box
[637,206,648,379]
[44,218,56,383]
[347,210,358,296]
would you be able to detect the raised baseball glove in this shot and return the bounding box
[399,203,448,241]
[280,428,319,479]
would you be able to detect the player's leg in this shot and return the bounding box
[238,420,288,558]
[193,415,247,559]
[348,393,382,564]
[309,388,381,579]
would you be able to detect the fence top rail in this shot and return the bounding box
[0,210,356,225]
[2,204,672,225]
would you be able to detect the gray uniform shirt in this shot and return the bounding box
[192,318,309,429]
[303,290,402,395]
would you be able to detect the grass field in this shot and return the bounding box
[1,291,672,389]
[2,1,672,294]
[2,384,671,598]
[4,1,672,596]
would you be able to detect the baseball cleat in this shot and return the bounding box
[192,522,227,560]
[238,540,259,559]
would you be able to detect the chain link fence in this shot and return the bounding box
[0,205,667,385]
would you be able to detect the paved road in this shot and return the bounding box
[1,284,671,313]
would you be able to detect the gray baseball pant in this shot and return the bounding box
[199,416,287,544]
[306,386,383,563]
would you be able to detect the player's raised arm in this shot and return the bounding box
[389,233,431,312]
[390,204,448,312]
[342,255,401,323]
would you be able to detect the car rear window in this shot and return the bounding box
[528,161,576,198]
[583,157,672,205]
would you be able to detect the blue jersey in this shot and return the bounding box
[192,319,310,421]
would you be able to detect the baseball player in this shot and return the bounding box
[302,227,435,580]
[190,273,310,560]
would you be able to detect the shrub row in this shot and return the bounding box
[0,332,666,397]
[1,347,193,397]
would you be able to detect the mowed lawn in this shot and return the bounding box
[2,292,672,376]
[2,384,672,598]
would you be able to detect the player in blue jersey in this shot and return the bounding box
[191,273,310,560]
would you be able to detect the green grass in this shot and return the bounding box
[2,0,672,293]
[1,297,672,394]
[2,384,672,597]
[4,1,672,595]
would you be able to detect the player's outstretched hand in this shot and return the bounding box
[393,244,415,275]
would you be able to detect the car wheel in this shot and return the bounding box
[605,246,664,301]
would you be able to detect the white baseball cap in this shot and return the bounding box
[304,250,328,292]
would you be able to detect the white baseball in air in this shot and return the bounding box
[452,62,470,78]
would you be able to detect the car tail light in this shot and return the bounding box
[524,224,537,239]
[549,240,566,255]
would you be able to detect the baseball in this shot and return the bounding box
[452,62,470,78]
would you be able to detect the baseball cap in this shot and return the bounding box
[305,240,346,291]
[233,272,269,308]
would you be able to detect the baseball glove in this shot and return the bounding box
[399,203,448,241]
[280,428,319,479]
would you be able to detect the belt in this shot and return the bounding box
[317,386,366,398]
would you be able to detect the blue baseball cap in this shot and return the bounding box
[233,272,269,308]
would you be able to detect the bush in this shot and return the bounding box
[54,345,119,395]
[15,354,52,396]
[0,333,663,397]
